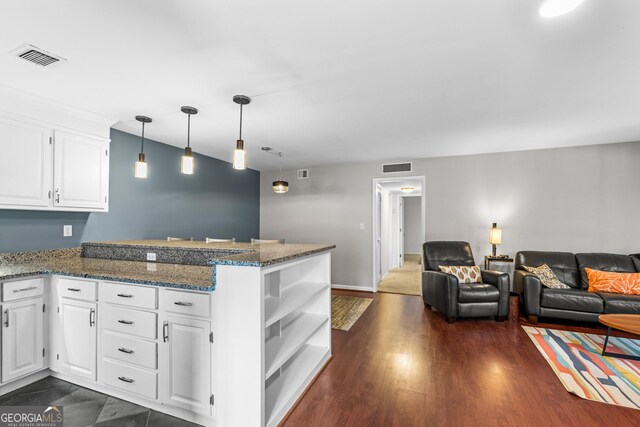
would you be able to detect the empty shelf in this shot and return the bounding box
[265,313,328,378]
[264,282,328,327]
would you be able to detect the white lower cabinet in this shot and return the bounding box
[160,315,212,415]
[1,297,44,382]
[59,299,97,381]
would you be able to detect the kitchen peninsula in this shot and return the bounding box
[0,240,335,427]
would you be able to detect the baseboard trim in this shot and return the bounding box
[331,284,374,292]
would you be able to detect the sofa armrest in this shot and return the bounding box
[422,270,458,318]
[520,272,543,317]
[481,270,510,317]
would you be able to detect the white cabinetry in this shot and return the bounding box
[160,314,211,415]
[0,117,52,207]
[1,297,44,383]
[59,299,97,381]
[53,130,109,210]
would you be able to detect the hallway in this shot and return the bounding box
[377,254,421,296]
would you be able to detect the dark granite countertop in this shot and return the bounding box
[0,248,214,291]
[83,240,336,267]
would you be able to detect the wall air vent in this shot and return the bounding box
[9,44,66,67]
[297,169,309,179]
[382,162,412,174]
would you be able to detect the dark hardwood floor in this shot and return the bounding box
[283,290,639,427]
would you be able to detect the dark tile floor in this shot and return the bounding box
[0,376,202,427]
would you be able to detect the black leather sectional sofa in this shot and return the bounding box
[514,251,640,323]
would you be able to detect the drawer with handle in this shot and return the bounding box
[57,277,97,301]
[102,331,157,369]
[103,305,157,339]
[101,282,157,310]
[2,277,44,302]
[160,289,210,318]
[103,359,157,400]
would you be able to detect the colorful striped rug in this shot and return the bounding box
[523,326,640,410]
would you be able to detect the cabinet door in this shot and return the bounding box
[0,116,52,207]
[53,130,109,210]
[160,315,211,415]
[2,297,44,382]
[59,299,97,380]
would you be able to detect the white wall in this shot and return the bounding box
[403,196,422,254]
[260,141,640,290]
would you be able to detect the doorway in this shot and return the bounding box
[372,176,425,293]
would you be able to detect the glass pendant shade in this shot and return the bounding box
[134,115,152,179]
[181,147,194,175]
[273,180,289,194]
[232,139,246,170]
[134,153,147,179]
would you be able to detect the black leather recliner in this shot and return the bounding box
[422,241,510,323]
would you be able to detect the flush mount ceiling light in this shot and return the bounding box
[262,147,289,194]
[180,106,198,175]
[539,0,584,17]
[401,187,415,193]
[134,115,152,179]
[232,95,251,170]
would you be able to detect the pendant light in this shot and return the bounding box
[232,95,251,170]
[134,115,152,179]
[262,147,289,194]
[180,106,198,175]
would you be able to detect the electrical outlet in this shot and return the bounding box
[63,225,72,237]
[146,252,157,261]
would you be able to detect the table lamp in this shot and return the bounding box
[489,222,502,256]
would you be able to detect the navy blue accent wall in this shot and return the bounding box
[0,129,260,252]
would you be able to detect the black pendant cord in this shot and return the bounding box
[187,113,191,149]
[239,103,243,140]
[141,122,145,154]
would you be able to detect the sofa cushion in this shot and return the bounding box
[631,254,640,272]
[599,292,640,314]
[439,265,481,284]
[586,269,640,295]
[515,251,580,288]
[576,253,636,289]
[540,288,603,313]
[458,283,499,303]
[522,264,571,289]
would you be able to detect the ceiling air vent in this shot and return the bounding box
[297,169,309,179]
[382,162,412,174]
[9,44,66,67]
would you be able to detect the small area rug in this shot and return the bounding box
[331,295,372,331]
[523,326,640,410]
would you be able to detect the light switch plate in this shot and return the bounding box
[146,252,157,261]
[63,225,72,237]
[359,223,365,230]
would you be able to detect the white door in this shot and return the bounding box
[398,197,404,267]
[0,116,52,207]
[53,130,109,210]
[1,297,44,382]
[59,299,97,380]
[375,188,382,285]
[160,315,211,415]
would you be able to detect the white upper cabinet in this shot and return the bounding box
[0,116,52,207]
[53,130,109,210]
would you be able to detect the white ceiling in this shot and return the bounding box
[1,1,639,171]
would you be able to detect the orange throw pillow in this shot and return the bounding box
[586,268,640,295]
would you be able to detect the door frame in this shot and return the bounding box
[371,175,426,292]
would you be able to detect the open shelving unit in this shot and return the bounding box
[262,254,332,427]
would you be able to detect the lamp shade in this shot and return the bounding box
[489,225,502,245]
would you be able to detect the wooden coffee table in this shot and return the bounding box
[598,314,640,361]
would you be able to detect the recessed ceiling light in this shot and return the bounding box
[539,0,584,18]
[400,187,415,193]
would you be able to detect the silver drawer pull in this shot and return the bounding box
[118,376,134,383]
[117,320,134,325]
[118,347,134,354]
[117,293,133,298]
[174,301,193,307]
[67,288,81,292]
[12,286,38,293]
